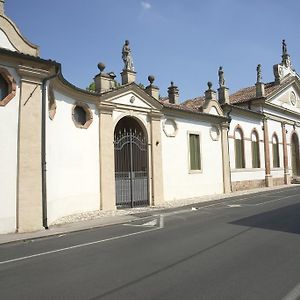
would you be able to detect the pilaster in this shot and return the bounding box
[150,112,164,206]
[98,104,116,210]
[16,67,47,232]
[281,122,291,185]
[263,118,273,187]
[220,123,231,193]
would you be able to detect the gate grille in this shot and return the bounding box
[114,128,148,208]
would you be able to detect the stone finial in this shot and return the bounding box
[218,66,225,87]
[168,81,179,104]
[97,62,106,73]
[205,82,216,101]
[148,75,155,86]
[256,64,262,83]
[94,62,117,93]
[145,75,159,100]
[0,0,5,15]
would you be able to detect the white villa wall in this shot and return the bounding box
[46,90,100,224]
[229,114,265,184]
[0,66,19,233]
[161,117,223,201]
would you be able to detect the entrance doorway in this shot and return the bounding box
[291,133,300,177]
[114,117,149,208]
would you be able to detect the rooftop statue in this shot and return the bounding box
[122,40,134,71]
[218,66,225,87]
[282,39,288,55]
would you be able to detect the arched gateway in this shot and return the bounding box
[291,133,300,177]
[114,117,149,208]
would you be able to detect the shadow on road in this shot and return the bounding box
[230,202,300,235]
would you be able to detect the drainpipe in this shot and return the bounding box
[41,65,60,229]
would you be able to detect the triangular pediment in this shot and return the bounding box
[268,77,300,113]
[99,83,163,111]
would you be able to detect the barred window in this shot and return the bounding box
[72,103,93,129]
[272,134,280,168]
[0,74,8,101]
[189,133,201,170]
[251,131,260,168]
[235,128,245,169]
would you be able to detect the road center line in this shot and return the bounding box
[0,225,161,266]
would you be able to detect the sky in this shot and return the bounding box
[6,0,300,101]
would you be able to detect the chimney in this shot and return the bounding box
[145,75,159,100]
[205,82,217,101]
[255,64,265,98]
[168,81,179,104]
[94,62,116,93]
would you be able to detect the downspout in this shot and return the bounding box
[41,65,60,229]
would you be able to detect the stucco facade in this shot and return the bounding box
[0,4,300,234]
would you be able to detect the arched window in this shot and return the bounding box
[272,134,280,168]
[251,131,260,168]
[234,127,245,169]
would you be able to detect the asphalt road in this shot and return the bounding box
[1,186,300,300]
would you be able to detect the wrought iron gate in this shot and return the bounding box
[114,128,149,208]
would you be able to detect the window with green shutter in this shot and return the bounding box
[189,134,201,170]
[251,131,260,168]
[272,134,280,168]
[234,128,245,169]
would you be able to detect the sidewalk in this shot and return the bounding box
[0,184,296,245]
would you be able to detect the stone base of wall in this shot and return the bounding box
[231,179,266,192]
[273,177,285,186]
[232,177,288,192]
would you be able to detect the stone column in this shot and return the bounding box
[281,122,291,184]
[263,118,273,186]
[98,104,116,210]
[16,66,49,232]
[220,123,231,193]
[150,112,164,206]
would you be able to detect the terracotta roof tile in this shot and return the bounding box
[229,76,295,104]
[182,96,205,110]
[158,98,204,114]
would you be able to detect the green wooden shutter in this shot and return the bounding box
[235,139,245,168]
[252,141,260,168]
[189,134,201,170]
[273,142,280,167]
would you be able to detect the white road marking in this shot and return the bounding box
[228,204,242,208]
[282,282,300,300]
[198,191,299,210]
[0,218,164,266]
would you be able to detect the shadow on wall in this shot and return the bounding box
[230,202,300,235]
